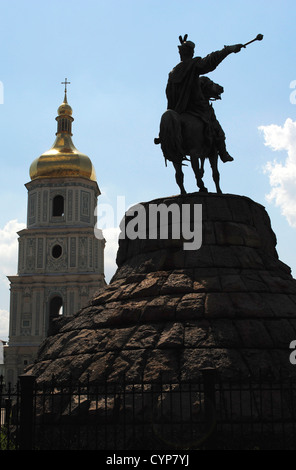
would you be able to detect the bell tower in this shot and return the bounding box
[4,82,106,385]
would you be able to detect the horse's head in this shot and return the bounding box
[200,76,224,101]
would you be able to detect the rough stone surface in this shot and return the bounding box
[26,193,296,385]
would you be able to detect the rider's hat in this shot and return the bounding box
[178,34,195,52]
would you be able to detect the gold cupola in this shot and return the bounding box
[29,81,97,182]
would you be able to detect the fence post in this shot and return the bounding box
[19,375,36,450]
[5,398,11,425]
[202,368,217,449]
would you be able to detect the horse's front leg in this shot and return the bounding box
[209,153,222,194]
[190,154,208,193]
[173,162,186,195]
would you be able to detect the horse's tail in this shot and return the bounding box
[155,110,185,165]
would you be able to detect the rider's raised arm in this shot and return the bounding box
[196,44,243,75]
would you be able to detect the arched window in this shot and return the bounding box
[52,195,64,217]
[48,296,63,335]
[49,296,63,318]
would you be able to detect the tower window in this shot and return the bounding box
[52,195,64,217]
[49,296,63,318]
[48,296,64,335]
[52,244,62,259]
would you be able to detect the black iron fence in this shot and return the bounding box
[1,369,296,450]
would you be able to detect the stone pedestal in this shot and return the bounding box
[26,193,296,384]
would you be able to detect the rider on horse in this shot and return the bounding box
[165,35,244,163]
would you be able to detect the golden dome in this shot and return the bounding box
[30,90,97,182]
[57,94,73,116]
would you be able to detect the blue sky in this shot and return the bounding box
[0,0,296,340]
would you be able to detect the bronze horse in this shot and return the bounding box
[155,76,225,195]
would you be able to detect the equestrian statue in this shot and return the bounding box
[155,34,263,194]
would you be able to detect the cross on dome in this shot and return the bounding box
[61,78,71,95]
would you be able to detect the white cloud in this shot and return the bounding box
[0,219,25,283]
[259,118,296,228]
[0,219,25,341]
[0,309,9,342]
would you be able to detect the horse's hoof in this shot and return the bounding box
[199,188,208,193]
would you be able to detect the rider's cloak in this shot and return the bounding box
[166,47,232,121]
